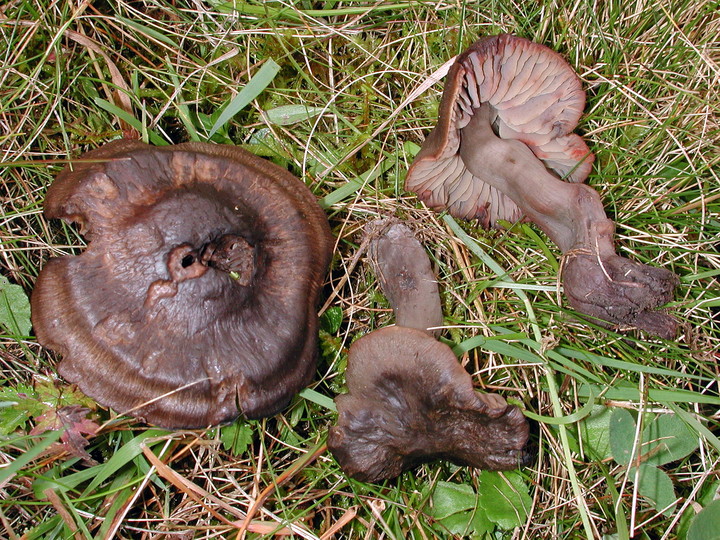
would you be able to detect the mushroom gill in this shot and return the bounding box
[406,34,592,226]
[31,140,333,429]
[405,34,678,338]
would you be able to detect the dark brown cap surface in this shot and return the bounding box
[32,140,333,428]
[328,326,529,482]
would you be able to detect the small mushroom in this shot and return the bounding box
[366,219,443,335]
[32,140,333,428]
[405,34,678,338]
[328,220,528,482]
[327,326,529,483]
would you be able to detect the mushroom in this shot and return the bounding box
[405,34,678,338]
[328,220,529,482]
[31,140,333,429]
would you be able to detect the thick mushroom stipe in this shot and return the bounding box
[32,140,333,428]
[459,103,678,337]
[366,219,444,335]
[327,326,529,483]
[405,34,678,337]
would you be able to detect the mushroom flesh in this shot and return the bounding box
[405,34,678,338]
[32,140,333,429]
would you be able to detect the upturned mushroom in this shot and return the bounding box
[405,34,678,338]
[328,220,529,482]
[32,140,333,429]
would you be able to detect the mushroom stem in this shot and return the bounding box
[460,105,678,337]
[460,105,605,252]
[367,219,444,335]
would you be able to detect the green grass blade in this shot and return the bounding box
[207,59,281,137]
[299,388,337,412]
[0,431,62,485]
[94,98,166,145]
[82,430,166,496]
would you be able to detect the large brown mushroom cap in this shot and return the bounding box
[327,326,529,483]
[31,140,333,428]
[405,34,594,225]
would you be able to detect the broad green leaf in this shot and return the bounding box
[208,59,281,137]
[403,140,421,157]
[265,104,324,126]
[437,507,493,537]
[610,408,637,466]
[0,405,32,436]
[677,481,720,540]
[477,471,532,529]
[429,481,494,537]
[434,509,475,535]
[0,380,95,437]
[429,481,476,519]
[668,403,720,455]
[634,464,677,516]
[642,413,699,466]
[0,274,32,336]
[579,405,613,460]
[35,378,96,410]
[468,509,495,537]
[220,420,253,455]
[687,499,720,540]
[320,306,343,334]
[0,385,42,435]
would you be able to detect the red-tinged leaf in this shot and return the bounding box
[31,405,100,464]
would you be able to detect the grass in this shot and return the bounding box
[1,0,718,538]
